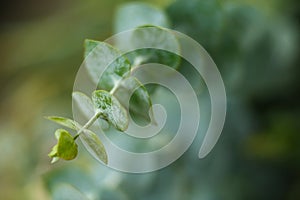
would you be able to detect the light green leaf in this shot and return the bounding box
[84,39,131,90]
[114,2,170,33]
[45,116,80,131]
[48,129,78,162]
[114,77,153,125]
[80,129,108,164]
[72,91,109,130]
[92,90,129,131]
[72,91,95,120]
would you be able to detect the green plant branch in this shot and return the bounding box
[73,111,101,140]
[110,69,133,95]
[110,79,122,95]
[74,56,148,141]
[48,42,156,163]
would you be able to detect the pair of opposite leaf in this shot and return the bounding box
[47,40,154,164]
[46,113,107,164]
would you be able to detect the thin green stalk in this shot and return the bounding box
[110,79,122,95]
[73,111,101,140]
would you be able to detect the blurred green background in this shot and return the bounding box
[0,0,299,199]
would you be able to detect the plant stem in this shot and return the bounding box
[110,64,141,95]
[73,111,101,140]
[109,79,121,95]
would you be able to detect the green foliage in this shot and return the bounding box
[92,90,128,131]
[48,129,78,163]
[80,129,108,164]
[72,92,95,120]
[47,27,178,164]
[125,25,181,69]
[46,113,108,164]
[114,77,153,124]
[84,39,131,90]
[0,0,296,199]
[37,0,300,199]
[45,116,79,131]
[46,6,181,164]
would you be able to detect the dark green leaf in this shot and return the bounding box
[92,90,128,131]
[84,39,131,90]
[114,77,153,125]
[128,25,181,69]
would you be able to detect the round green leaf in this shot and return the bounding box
[114,77,153,125]
[128,25,181,69]
[72,91,110,130]
[84,40,131,90]
[92,90,129,131]
[48,129,78,162]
